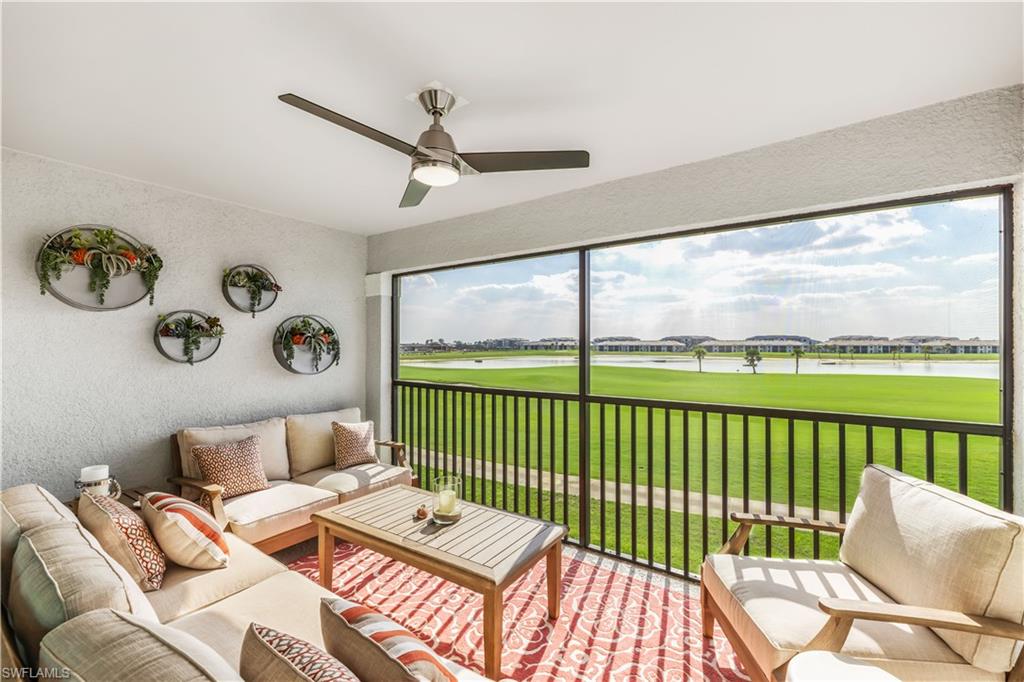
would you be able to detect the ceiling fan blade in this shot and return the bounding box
[399,179,430,208]
[279,93,417,156]
[457,150,589,173]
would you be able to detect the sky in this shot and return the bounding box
[399,194,1002,343]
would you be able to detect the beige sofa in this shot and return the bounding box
[0,483,486,681]
[701,464,1024,682]
[169,407,413,553]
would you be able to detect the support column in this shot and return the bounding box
[365,273,394,455]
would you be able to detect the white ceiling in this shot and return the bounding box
[3,3,1021,236]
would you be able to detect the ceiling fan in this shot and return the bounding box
[278,86,590,207]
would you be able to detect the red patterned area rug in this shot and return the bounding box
[288,542,748,681]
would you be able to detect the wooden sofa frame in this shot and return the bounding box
[701,512,1024,682]
[168,434,409,554]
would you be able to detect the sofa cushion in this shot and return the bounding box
[178,417,290,496]
[700,554,994,682]
[286,408,361,477]
[38,609,239,682]
[142,492,230,570]
[223,482,337,545]
[241,623,359,682]
[147,533,286,622]
[292,463,412,503]
[9,521,158,664]
[168,571,337,670]
[77,491,167,592]
[192,435,271,501]
[784,652,900,682]
[321,597,488,682]
[840,464,1024,672]
[0,484,78,601]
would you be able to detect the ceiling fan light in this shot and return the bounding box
[412,161,459,187]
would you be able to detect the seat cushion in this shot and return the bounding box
[293,463,412,503]
[177,417,290,496]
[223,482,337,545]
[240,623,359,682]
[146,533,287,622]
[9,521,158,664]
[286,408,361,477]
[785,651,900,682]
[0,484,78,601]
[39,609,240,682]
[700,554,998,682]
[840,464,1024,672]
[169,571,338,670]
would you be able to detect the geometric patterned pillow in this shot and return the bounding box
[141,492,230,569]
[331,421,379,470]
[320,597,460,682]
[191,434,270,500]
[241,623,359,682]
[76,491,166,591]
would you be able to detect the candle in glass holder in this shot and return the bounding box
[438,489,457,514]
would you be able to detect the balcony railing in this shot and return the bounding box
[393,379,1009,580]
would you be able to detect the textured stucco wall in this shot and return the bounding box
[367,84,1024,512]
[1,149,367,499]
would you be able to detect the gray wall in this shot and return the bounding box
[366,85,1024,512]
[1,149,367,499]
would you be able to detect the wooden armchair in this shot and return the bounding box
[700,465,1024,682]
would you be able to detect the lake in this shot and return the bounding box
[402,354,1000,379]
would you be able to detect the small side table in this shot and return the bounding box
[65,486,154,516]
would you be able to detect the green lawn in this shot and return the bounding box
[397,365,1004,511]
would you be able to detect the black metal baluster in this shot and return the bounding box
[615,405,622,556]
[513,397,520,513]
[812,421,820,559]
[525,398,532,516]
[787,419,795,558]
[480,394,487,505]
[470,393,477,502]
[562,400,569,526]
[502,396,509,510]
[549,398,556,521]
[491,395,498,505]
[764,418,772,557]
[742,415,750,556]
[683,410,690,574]
[664,408,671,571]
[417,387,424,483]
[958,433,968,494]
[432,388,439,481]
[441,389,448,476]
[866,425,874,465]
[894,427,903,471]
[701,410,708,561]
[537,398,544,519]
[599,404,607,550]
[460,392,467,495]
[647,406,654,567]
[838,424,847,524]
[721,413,729,547]
[630,406,638,562]
[925,430,935,482]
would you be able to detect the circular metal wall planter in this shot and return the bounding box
[35,225,163,311]
[222,264,281,318]
[273,314,340,375]
[154,310,225,365]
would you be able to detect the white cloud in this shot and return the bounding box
[953,252,998,266]
[956,196,1000,212]
[403,274,437,290]
[911,255,949,263]
[810,208,928,255]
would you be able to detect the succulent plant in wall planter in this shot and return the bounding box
[157,313,225,365]
[277,316,340,373]
[37,226,163,306]
[222,265,282,318]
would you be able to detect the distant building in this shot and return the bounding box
[699,338,808,353]
[400,341,456,354]
[593,339,686,353]
[523,338,577,350]
[659,335,715,350]
[822,336,998,354]
[474,338,527,350]
[593,336,641,343]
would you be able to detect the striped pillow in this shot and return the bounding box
[242,623,359,682]
[320,597,459,682]
[142,492,229,569]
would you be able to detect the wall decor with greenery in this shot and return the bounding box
[154,311,225,365]
[273,314,340,375]
[222,264,281,318]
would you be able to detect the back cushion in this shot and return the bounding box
[178,417,289,497]
[0,484,78,601]
[9,522,158,664]
[840,465,1024,672]
[39,609,239,681]
[285,408,361,477]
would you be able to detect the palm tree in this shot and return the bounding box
[792,348,804,374]
[693,347,706,373]
[744,347,762,374]
[943,342,954,356]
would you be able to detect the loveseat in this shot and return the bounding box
[0,482,486,681]
[169,407,413,553]
[701,464,1024,682]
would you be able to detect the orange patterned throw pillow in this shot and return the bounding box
[77,491,166,591]
[331,421,378,470]
[242,623,359,682]
[141,492,230,569]
[191,434,270,499]
[320,597,465,682]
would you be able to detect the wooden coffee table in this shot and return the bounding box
[312,485,566,679]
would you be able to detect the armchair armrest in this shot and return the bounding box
[818,598,1024,641]
[167,476,228,528]
[375,440,408,468]
[719,512,846,555]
